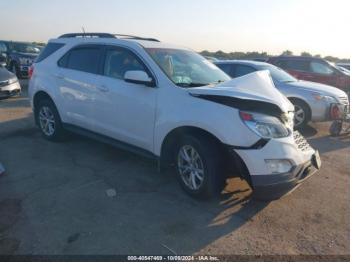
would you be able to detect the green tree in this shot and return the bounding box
[301,52,312,57]
[281,50,293,56]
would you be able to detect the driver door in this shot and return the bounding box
[94,46,157,152]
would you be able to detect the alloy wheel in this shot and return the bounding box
[39,106,56,136]
[294,105,305,127]
[177,145,205,190]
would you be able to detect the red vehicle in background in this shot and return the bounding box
[268,56,350,94]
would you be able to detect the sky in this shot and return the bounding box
[1,0,350,58]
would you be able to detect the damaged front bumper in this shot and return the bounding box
[251,151,321,200]
[231,131,321,200]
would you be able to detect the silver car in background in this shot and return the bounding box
[215,60,349,128]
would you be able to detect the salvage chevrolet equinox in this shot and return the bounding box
[29,33,321,200]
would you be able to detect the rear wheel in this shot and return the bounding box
[174,135,224,199]
[35,99,66,141]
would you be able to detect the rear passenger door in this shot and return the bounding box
[56,44,104,130]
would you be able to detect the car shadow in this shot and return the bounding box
[298,124,318,138]
[0,115,271,255]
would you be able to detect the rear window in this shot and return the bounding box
[234,65,256,77]
[58,46,103,74]
[216,64,233,76]
[35,43,65,63]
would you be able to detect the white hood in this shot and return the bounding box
[189,71,294,113]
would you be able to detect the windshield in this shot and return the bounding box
[10,43,41,54]
[337,66,350,76]
[260,65,297,83]
[146,48,230,87]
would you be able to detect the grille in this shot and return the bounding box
[294,131,311,152]
[338,96,349,105]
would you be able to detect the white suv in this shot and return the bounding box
[29,33,321,200]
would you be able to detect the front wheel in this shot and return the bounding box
[175,135,224,199]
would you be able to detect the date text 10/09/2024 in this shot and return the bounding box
[127,256,220,261]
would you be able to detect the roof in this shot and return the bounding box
[269,56,324,61]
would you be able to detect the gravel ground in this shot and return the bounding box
[0,80,349,255]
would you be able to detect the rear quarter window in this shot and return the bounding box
[35,43,65,63]
[58,45,103,74]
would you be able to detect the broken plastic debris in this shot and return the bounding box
[0,163,5,175]
[106,188,117,198]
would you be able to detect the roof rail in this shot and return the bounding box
[58,33,160,42]
[59,33,116,38]
[114,34,160,42]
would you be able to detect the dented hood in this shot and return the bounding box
[188,70,294,113]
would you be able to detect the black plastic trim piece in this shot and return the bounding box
[192,94,284,119]
[226,138,269,150]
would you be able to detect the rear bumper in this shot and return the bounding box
[251,152,321,200]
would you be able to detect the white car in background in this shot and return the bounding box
[0,66,21,99]
[29,33,321,200]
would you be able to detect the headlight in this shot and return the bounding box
[312,93,336,103]
[8,77,18,85]
[240,111,291,139]
[265,159,293,174]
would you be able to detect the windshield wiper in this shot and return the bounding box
[176,83,208,88]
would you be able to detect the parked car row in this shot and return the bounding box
[215,60,349,128]
[267,56,350,94]
[0,56,21,99]
[28,33,323,201]
[0,40,40,78]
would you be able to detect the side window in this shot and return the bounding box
[234,65,256,77]
[0,42,7,53]
[59,46,103,74]
[310,61,334,75]
[285,60,309,72]
[103,47,147,80]
[216,64,233,77]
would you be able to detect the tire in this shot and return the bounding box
[174,135,224,199]
[291,100,310,129]
[35,99,66,141]
[329,120,342,137]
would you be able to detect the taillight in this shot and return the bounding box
[28,65,34,79]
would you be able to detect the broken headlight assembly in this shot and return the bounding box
[239,111,291,139]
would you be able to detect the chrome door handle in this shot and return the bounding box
[97,85,109,92]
